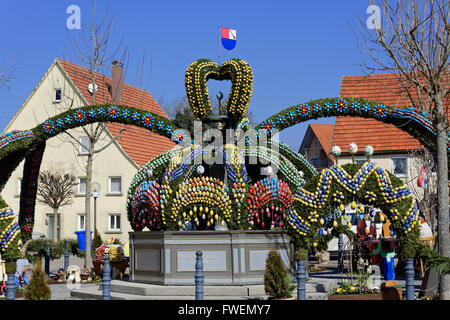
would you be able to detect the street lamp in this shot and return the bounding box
[92,182,101,233]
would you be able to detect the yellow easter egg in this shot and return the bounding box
[351,201,356,209]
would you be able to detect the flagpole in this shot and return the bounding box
[218,25,221,65]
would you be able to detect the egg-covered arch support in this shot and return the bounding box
[18,144,46,241]
[255,97,442,153]
[0,104,179,241]
[287,162,421,256]
[164,176,233,230]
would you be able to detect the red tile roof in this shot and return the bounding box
[57,58,175,166]
[309,124,334,154]
[335,73,449,154]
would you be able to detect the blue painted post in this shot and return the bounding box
[64,240,69,279]
[297,260,306,300]
[338,233,344,273]
[405,257,415,300]
[6,273,16,300]
[102,252,111,300]
[195,251,204,300]
[45,241,50,278]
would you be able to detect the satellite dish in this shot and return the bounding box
[88,82,98,95]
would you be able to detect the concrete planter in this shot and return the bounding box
[129,230,294,286]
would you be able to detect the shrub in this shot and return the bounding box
[24,257,51,300]
[24,238,84,263]
[264,249,295,298]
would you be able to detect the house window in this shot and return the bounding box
[78,177,87,195]
[109,177,121,194]
[109,214,121,231]
[392,157,408,176]
[78,214,85,230]
[54,89,62,102]
[79,137,90,155]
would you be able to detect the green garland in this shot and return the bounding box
[255,97,441,153]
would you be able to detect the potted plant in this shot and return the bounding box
[80,267,90,281]
[93,240,128,278]
[264,248,295,300]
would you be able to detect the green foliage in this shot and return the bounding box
[93,229,103,253]
[25,238,84,263]
[264,249,295,298]
[24,257,51,300]
[0,196,7,208]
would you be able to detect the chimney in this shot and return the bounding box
[111,60,123,104]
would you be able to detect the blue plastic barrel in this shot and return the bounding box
[75,231,93,251]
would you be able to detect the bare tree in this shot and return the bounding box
[48,1,153,269]
[37,171,78,242]
[406,149,438,232]
[0,53,18,90]
[354,0,450,299]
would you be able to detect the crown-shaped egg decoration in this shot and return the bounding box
[184,58,253,122]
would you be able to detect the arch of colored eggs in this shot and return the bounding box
[0,104,178,241]
[129,181,161,231]
[255,97,447,154]
[247,177,293,229]
[0,207,22,257]
[185,58,253,121]
[288,161,420,242]
[167,176,232,226]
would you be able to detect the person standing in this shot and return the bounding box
[15,257,30,288]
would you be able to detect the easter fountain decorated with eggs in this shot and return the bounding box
[124,58,422,285]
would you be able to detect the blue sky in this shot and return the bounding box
[0,0,375,150]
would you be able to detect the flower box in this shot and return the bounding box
[328,293,381,300]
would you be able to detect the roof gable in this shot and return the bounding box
[56,58,175,166]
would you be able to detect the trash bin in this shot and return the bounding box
[75,231,93,251]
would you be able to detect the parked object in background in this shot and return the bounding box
[418,236,436,277]
[315,251,330,264]
[67,265,81,284]
[380,280,402,300]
